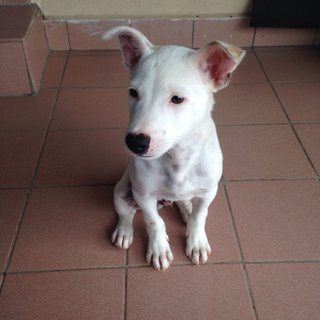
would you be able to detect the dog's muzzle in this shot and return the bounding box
[125,133,151,156]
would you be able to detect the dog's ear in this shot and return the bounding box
[102,26,153,69]
[195,41,245,92]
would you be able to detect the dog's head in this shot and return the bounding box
[103,26,245,159]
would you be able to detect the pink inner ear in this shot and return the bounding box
[119,33,142,68]
[206,49,236,88]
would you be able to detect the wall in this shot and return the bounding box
[32,0,253,19]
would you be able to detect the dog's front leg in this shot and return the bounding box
[186,185,218,265]
[133,192,173,270]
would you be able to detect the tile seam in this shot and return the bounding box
[222,183,244,262]
[65,20,72,50]
[123,250,128,320]
[1,175,317,190]
[1,52,71,283]
[252,48,319,178]
[242,264,259,320]
[5,259,320,276]
[1,92,59,277]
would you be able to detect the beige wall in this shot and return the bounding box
[33,0,252,19]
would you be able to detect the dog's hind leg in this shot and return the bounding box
[176,200,192,224]
[112,169,137,249]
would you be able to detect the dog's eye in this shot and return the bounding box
[129,88,138,98]
[171,95,184,104]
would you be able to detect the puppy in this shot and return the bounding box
[103,27,245,270]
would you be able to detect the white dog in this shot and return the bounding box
[103,27,245,270]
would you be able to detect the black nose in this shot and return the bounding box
[125,133,151,155]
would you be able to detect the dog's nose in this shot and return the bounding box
[125,133,151,155]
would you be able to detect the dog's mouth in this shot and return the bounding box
[132,152,158,160]
[126,148,163,160]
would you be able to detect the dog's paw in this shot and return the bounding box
[112,223,134,249]
[186,228,211,265]
[146,235,173,271]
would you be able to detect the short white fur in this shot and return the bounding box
[103,26,245,270]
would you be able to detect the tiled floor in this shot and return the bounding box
[0,46,320,320]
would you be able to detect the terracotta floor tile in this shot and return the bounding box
[0,269,124,320]
[294,124,320,174]
[247,263,320,320]
[254,28,316,46]
[131,19,193,47]
[0,88,56,130]
[62,53,129,88]
[218,125,316,180]
[1,46,319,320]
[44,20,70,51]
[0,42,31,95]
[127,265,255,320]
[51,88,129,130]
[273,82,320,123]
[0,131,44,187]
[68,20,129,50]
[256,48,320,83]
[127,186,240,266]
[214,84,287,125]
[227,180,320,261]
[23,12,49,92]
[69,50,122,56]
[35,129,127,186]
[231,50,268,84]
[0,190,26,272]
[0,5,36,30]
[9,186,125,271]
[193,17,254,48]
[42,51,68,88]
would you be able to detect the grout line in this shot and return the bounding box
[191,19,195,48]
[22,6,38,42]
[123,250,129,320]
[2,92,59,277]
[65,21,72,50]
[22,39,35,94]
[2,175,319,191]
[242,264,259,320]
[216,122,289,127]
[224,177,319,183]
[252,49,320,178]
[0,186,30,190]
[5,259,320,277]
[1,122,320,133]
[0,188,31,294]
[251,27,257,47]
[1,52,71,290]
[245,259,320,264]
[222,182,259,319]
[48,127,126,132]
[31,183,116,189]
[222,183,244,262]
[289,125,320,177]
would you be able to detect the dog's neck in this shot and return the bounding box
[164,117,214,163]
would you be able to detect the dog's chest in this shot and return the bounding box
[130,152,214,201]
